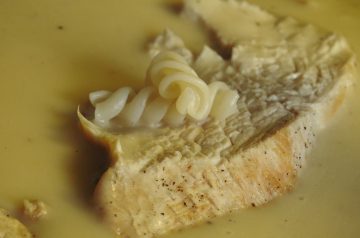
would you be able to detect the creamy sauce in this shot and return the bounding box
[0,0,359,237]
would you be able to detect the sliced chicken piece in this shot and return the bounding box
[78,0,356,237]
[0,208,33,238]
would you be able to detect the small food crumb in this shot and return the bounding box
[22,199,48,220]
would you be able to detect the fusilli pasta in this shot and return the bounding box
[90,51,239,127]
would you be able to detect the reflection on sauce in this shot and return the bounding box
[0,0,359,238]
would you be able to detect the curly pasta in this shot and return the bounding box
[90,51,239,127]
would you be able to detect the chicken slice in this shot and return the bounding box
[78,0,356,237]
[0,208,33,238]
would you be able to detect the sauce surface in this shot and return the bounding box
[0,0,359,237]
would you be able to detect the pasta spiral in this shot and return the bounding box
[90,51,239,127]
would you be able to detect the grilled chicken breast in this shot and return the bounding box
[78,0,355,237]
[0,209,32,238]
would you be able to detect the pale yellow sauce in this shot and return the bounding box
[0,0,359,237]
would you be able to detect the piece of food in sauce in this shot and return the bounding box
[89,51,239,128]
[0,208,33,238]
[22,199,48,221]
[78,0,355,237]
